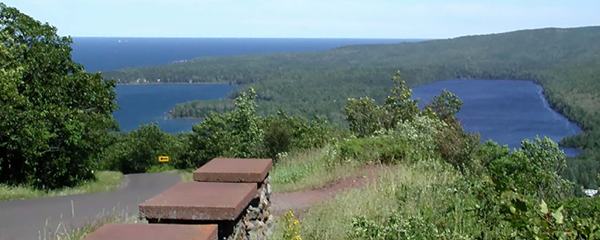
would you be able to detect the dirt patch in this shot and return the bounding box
[271,164,383,216]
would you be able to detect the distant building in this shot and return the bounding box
[583,189,598,197]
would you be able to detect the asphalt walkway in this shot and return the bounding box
[0,172,180,240]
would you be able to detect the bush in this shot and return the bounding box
[344,97,386,137]
[425,89,463,122]
[345,71,418,137]
[263,112,332,159]
[102,124,184,173]
[488,137,573,202]
[186,88,264,167]
[350,215,441,240]
[435,118,480,174]
[186,88,335,168]
[383,71,419,127]
[339,115,442,164]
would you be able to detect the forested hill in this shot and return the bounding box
[104,26,600,122]
[105,26,600,187]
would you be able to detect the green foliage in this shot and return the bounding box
[184,88,335,168]
[345,137,596,240]
[383,71,419,127]
[345,72,418,137]
[101,124,184,173]
[169,99,234,119]
[344,97,385,137]
[338,79,599,240]
[186,88,264,167]
[435,118,480,174]
[106,26,600,188]
[262,111,332,159]
[339,115,442,164]
[351,214,450,240]
[487,137,573,202]
[426,90,463,122]
[0,4,116,189]
[493,192,600,239]
[424,91,480,173]
[281,210,303,240]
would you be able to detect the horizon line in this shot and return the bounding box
[66,25,600,40]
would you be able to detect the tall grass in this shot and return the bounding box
[0,171,123,201]
[48,209,138,240]
[273,161,462,240]
[270,146,362,192]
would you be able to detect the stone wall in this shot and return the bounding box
[228,176,273,240]
[85,158,273,240]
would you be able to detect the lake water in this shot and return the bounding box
[114,84,234,132]
[412,79,582,156]
[72,38,411,72]
[114,79,582,156]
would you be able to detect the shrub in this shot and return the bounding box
[102,124,184,173]
[344,97,386,137]
[186,88,264,167]
[488,137,573,202]
[435,118,480,174]
[186,88,334,167]
[383,71,419,128]
[425,89,463,122]
[496,192,600,239]
[350,214,441,240]
[344,71,418,137]
[263,112,332,160]
[339,115,442,164]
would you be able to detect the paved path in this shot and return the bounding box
[0,172,180,240]
[0,166,381,239]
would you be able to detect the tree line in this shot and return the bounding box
[106,26,600,188]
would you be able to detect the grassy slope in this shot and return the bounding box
[270,147,361,192]
[269,147,463,240]
[0,171,123,201]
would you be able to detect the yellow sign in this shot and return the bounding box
[158,155,170,163]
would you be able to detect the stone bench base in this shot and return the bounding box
[85,158,273,240]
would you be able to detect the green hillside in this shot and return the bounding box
[106,26,600,187]
[105,27,600,125]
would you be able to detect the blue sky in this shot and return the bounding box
[4,0,600,38]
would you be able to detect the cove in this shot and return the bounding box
[113,84,234,133]
[412,79,582,156]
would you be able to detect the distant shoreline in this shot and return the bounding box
[115,81,235,86]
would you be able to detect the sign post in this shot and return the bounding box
[158,155,170,163]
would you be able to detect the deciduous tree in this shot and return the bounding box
[0,4,116,189]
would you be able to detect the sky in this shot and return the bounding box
[4,0,600,39]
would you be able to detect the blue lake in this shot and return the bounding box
[412,79,582,156]
[114,79,582,156]
[114,84,234,132]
